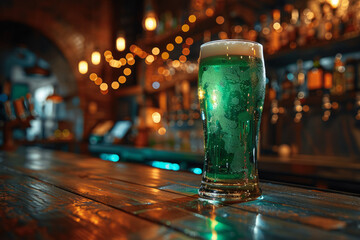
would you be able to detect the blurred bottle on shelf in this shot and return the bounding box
[281,71,295,100]
[332,53,346,95]
[294,59,307,99]
[344,58,357,91]
[307,57,324,96]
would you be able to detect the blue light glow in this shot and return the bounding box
[99,153,120,162]
[151,161,180,171]
[152,81,160,89]
[191,168,202,175]
[287,73,294,81]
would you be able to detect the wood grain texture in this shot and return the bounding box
[0,147,360,239]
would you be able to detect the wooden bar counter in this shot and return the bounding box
[0,147,359,239]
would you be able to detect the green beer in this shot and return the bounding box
[198,40,265,202]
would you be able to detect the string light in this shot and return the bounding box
[188,15,196,23]
[118,76,126,84]
[145,55,155,64]
[216,16,225,25]
[100,83,108,91]
[205,8,214,17]
[152,47,160,55]
[95,77,102,85]
[165,43,174,51]
[123,68,131,76]
[111,81,120,89]
[120,58,127,66]
[89,73,97,81]
[161,52,169,60]
[181,24,190,32]
[104,50,112,57]
[127,58,135,65]
[179,55,187,63]
[126,53,134,61]
[175,36,183,44]
[172,60,180,68]
[182,48,190,55]
[185,37,193,45]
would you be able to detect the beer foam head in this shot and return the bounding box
[200,39,263,59]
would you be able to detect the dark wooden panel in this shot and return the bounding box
[0,166,190,240]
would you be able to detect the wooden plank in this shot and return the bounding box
[0,166,191,240]
[1,149,360,239]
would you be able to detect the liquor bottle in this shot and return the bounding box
[344,58,357,92]
[281,71,295,100]
[307,57,324,96]
[323,69,333,94]
[294,59,307,98]
[332,54,346,95]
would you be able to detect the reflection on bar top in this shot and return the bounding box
[200,39,263,59]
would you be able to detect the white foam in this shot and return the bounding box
[200,39,263,59]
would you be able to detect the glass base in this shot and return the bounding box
[198,180,261,203]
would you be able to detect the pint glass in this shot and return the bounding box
[198,40,265,202]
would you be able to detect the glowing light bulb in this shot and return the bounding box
[116,36,126,51]
[144,12,157,31]
[91,51,101,65]
[78,61,88,74]
[152,112,161,123]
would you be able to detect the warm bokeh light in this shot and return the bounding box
[105,55,113,62]
[78,61,88,74]
[139,51,147,59]
[273,22,281,31]
[205,8,214,17]
[172,60,180,68]
[181,24,190,32]
[158,127,166,135]
[179,55,187,63]
[185,37,194,45]
[100,82,108,91]
[161,52,169,60]
[166,43,174,51]
[101,89,108,95]
[118,76,126,84]
[152,47,160,55]
[104,50,112,57]
[328,0,340,8]
[116,36,126,51]
[129,44,137,52]
[127,58,135,65]
[111,81,120,89]
[182,48,190,55]
[89,73,97,81]
[123,68,131,76]
[126,53,134,61]
[175,36,183,44]
[218,31,228,39]
[145,55,155,64]
[95,77,102,85]
[152,112,161,123]
[216,16,225,25]
[91,51,101,65]
[157,67,164,74]
[198,89,204,100]
[144,13,157,31]
[188,15,196,23]
[120,58,127,66]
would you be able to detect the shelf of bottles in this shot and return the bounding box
[140,0,360,155]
